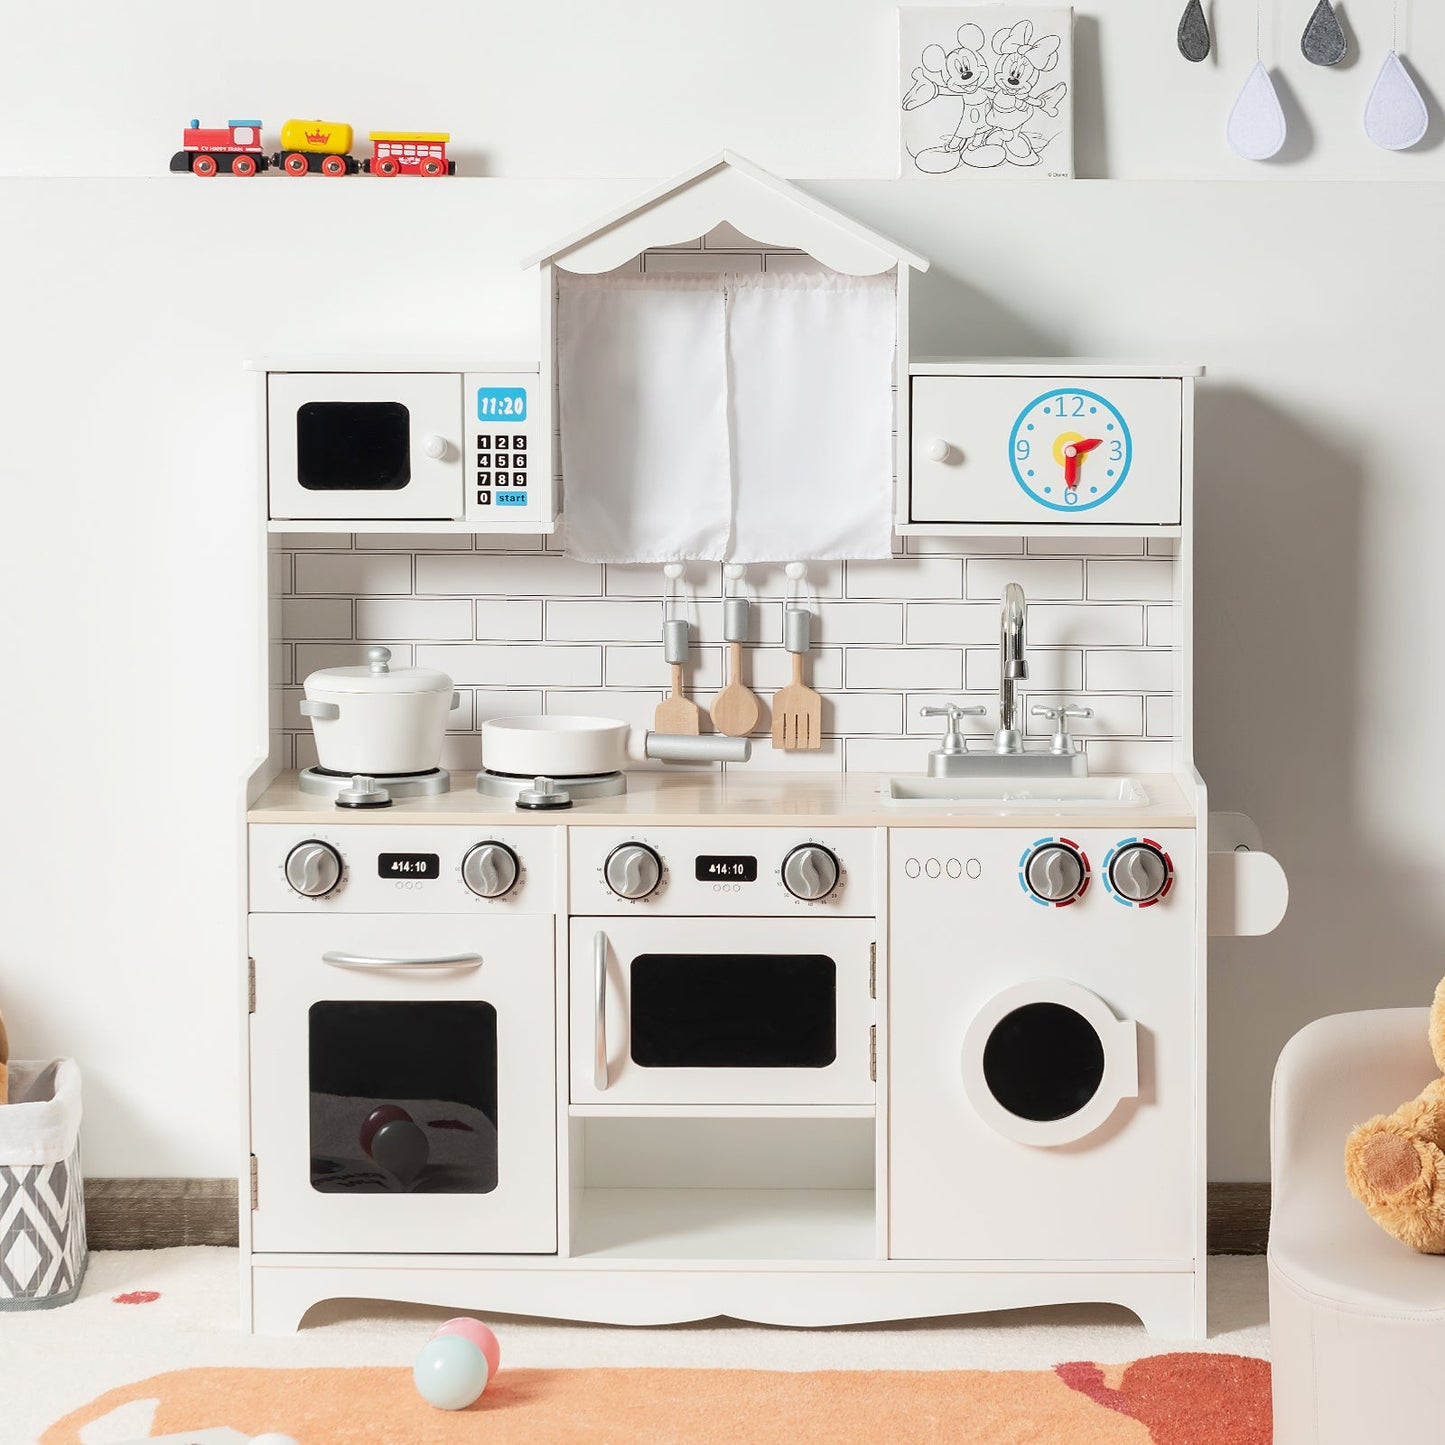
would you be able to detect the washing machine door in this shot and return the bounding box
[961,980,1138,1146]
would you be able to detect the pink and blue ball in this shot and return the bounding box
[414,1332,490,1410]
[431,1317,501,1379]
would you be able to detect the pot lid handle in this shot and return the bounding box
[366,646,392,675]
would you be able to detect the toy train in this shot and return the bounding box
[169,119,456,177]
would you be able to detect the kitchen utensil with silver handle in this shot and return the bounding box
[593,931,608,1092]
[655,616,702,735]
[644,733,751,763]
[321,951,482,970]
[773,603,823,750]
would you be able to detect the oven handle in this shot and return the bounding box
[321,951,482,971]
[593,930,608,1092]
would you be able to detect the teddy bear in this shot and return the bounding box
[1345,975,1445,1252]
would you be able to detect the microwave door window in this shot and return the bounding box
[308,1001,499,1194]
[628,954,837,1069]
[296,401,412,491]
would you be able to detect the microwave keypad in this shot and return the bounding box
[477,432,528,506]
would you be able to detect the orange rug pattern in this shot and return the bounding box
[43,1356,1271,1444]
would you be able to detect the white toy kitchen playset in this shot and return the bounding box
[242,154,1286,1340]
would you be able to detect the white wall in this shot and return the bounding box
[3,2,1443,1178]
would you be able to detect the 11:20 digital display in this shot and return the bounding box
[695,855,758,883]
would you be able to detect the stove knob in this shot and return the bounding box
[285,840,342,898]
[462,841,519,899]
[1109,843,1171,904]
[782,844,841,902]
[1024,843,1086,904]
[604,843,662,901]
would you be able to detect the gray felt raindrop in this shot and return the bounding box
[1301,0,1348,66]
[1178,0,1211,61]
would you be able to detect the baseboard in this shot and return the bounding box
[85,1178,1273,1256]
[1207,1182,1270,1255]
[85,1178,238,1250]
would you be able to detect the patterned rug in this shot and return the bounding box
[43,1355,1270,1443]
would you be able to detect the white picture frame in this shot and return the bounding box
[899,5,1074,179]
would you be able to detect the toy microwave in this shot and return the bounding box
[262,365,552,527]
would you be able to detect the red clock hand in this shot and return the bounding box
[1062,437,1104,488]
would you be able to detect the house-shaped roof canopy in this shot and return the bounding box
[524,151,928,277]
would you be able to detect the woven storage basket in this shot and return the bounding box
[0,1059,86,1309]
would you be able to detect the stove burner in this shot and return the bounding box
[299,766,451,801]
[476,769,626,802]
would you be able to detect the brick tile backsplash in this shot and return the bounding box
[279,540,1180,773]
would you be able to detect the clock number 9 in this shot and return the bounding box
[1015,439,1030,459]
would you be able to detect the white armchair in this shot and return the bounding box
[1270,1007,1445,1445]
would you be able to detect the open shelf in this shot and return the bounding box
[571,1187,877,1261]
[568,1103,875,1120]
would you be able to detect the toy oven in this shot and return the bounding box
[569,917,876,1107]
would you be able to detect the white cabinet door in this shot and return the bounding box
[909,376,1182,526]
[249,913,556,1255]
[268,372,463,521]
[570,918,876,1106]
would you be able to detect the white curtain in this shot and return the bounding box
[557,268,896,564]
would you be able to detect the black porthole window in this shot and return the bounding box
[981,1002,1106,1122]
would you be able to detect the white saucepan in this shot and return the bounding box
[302,647,459,774]
[481,716,632,777]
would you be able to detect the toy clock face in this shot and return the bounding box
[1008,388,1132,512]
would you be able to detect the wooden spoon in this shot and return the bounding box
[712,641,761,737]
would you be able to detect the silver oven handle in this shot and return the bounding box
[593,930,608,1092]
[321,951,482,971]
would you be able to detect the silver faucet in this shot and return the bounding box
[996,582,1028,755]
[914,581,1093,780]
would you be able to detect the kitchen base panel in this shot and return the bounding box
[246,1257,1203,1339]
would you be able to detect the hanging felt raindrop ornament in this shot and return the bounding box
[1228,0,1288,159]
[1300,0,1348,65]
[1178,0,1211,62]
[1365,4,1428,149]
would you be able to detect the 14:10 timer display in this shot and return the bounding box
[695,856,758,883]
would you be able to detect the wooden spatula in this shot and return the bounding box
[655,619,702,735]
[772,605,823,750]
[711,591,760,738]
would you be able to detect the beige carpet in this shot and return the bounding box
[2,1249,1270,1444]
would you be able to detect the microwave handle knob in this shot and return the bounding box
[422,433,449,460]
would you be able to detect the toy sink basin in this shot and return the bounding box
[883,776,1151,809]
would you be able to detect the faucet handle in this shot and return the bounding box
[921,703,987,726]
[921,703,987,757]
[1030,703,1093,756]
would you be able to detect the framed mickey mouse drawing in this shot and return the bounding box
[899,5,1074,179]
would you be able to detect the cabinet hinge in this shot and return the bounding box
[869,942,876,1001]
[249,1155,259,1211]
[247,958,256,1015]
[869,1025,877,1083]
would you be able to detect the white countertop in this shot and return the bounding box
[249,771,1197,830]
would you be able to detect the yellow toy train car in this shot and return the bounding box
[272,118,358,176]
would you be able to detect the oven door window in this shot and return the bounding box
[629,954,836,1069]
[308,1001,498,1194]
[296,401,411,491]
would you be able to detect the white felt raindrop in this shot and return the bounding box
[1364,52,1429,150]
[1227,62,1288,160]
